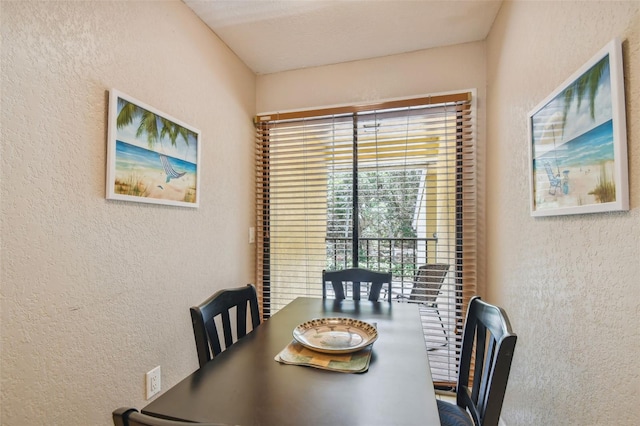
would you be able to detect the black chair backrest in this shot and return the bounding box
[457,296,517,426]
[322,268,392,302]
[190,284,261,368]
[113,407,224,426]
[409,263,449,303]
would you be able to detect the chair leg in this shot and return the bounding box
[426,303,448,351]
[435,306,447,341]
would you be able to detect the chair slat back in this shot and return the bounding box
[322,268,392,302]
[190,284,261,368]
[456,296,517,426]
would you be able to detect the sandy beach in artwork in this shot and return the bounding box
[114,165,197,203]
[534,160,615,210]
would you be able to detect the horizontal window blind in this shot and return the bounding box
[255,92,477,387]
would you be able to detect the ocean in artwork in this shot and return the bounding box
[535,119,613,169]
[113,140,197,203]
[533,119,616,209]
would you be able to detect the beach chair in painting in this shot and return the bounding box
[544,161,562,195]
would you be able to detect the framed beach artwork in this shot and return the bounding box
[106,89,201,208]
[528,38,628,217]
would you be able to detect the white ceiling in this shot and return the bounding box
[183,0,503,75]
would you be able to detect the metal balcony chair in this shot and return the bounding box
[398,263,450,343]
[409,263,450,304]
[436,296,518,426]
[322,267,393,302]
[190,284,261,368]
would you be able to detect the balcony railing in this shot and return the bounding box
[326,236,438,297]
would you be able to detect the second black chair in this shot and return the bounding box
[437,296,517,426]
[190,284,261,368]
[322,268,393,302]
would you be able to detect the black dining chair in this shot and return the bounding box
[437,296,518,426]
[322,268,393,302]
[113,407,225,426]
[190,284,261,368]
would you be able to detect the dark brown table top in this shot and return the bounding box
[142,297,440,425]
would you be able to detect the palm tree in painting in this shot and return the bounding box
[561,55,609,132]
[160,117,190,148]
[116,98,194,150]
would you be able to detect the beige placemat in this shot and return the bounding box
[275,340,373,373]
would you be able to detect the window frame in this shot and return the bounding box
[255,92,477,388]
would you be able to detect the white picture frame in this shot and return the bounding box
[106,89,201,208]
[528,38,628,217]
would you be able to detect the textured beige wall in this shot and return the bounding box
[1,1,255,425]
[257,41,486,114]
[486,1,640,425]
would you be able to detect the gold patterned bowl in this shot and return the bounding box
[293,317,378,354]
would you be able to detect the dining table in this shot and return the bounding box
[142,297,441,425]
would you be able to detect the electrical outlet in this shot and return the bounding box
[146,366,161,399]
[249,227,255,244]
